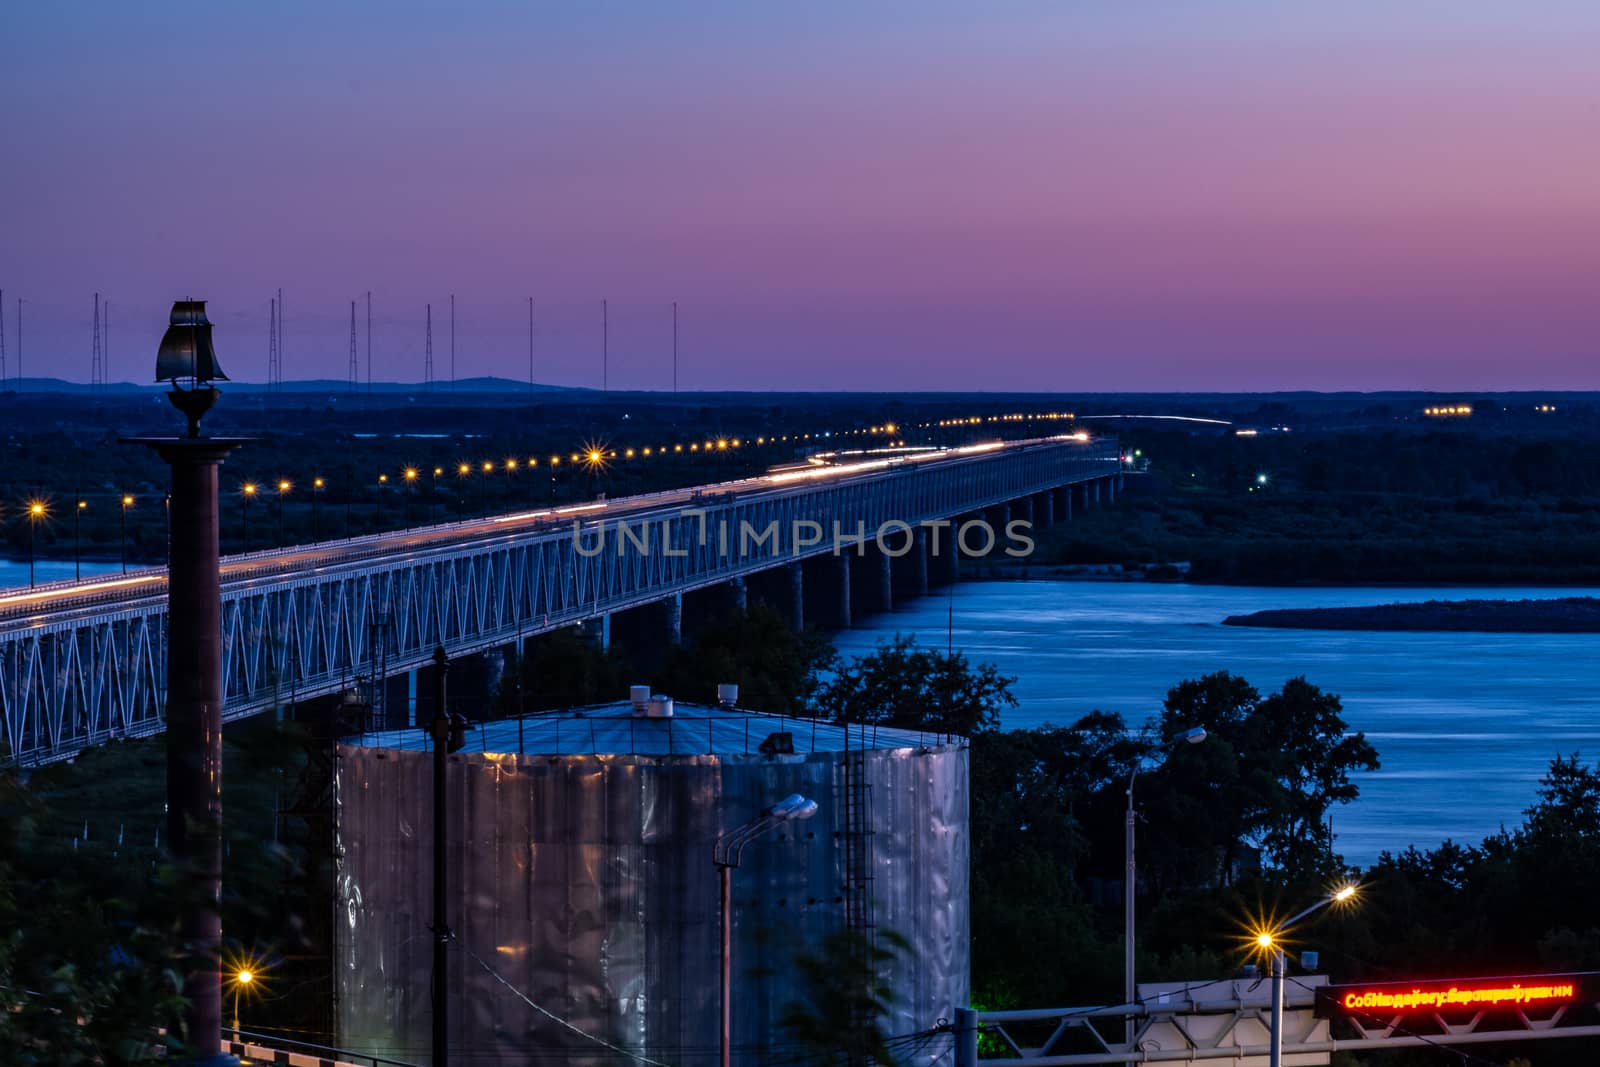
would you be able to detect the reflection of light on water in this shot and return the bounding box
[831,580,1600,865]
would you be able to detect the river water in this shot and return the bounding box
[831,581,1600,866]
[0,558,125,590]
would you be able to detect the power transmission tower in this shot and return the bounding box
[672,301,678,394]
[268,297,279,389]
[528,297,534,394]
[91,293,103,389]
[424,303,434,388]
[602,298,608,392]
[0,289,6,386]
[348,301,358,392]
[366,291,372,394]
[449,293,455,392]
[276,287,285,388]
[103,299,110,385]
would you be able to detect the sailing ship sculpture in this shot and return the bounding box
[155,300,229,438]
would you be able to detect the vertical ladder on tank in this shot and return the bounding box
[359,608,395,734]
[841,720,876,936]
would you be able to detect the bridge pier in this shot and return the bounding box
[891,527,931,599]
[747,562,804,631]
[803,553,853,628]
[1036,490,1056,528]
[1059,485,1073,522]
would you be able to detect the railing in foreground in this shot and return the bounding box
[225,1028,421,1067]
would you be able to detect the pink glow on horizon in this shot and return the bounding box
[2,3,1598,390]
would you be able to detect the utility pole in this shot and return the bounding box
[672,301,678,394]
[428,646,457,1067]
[528,297,534,394]
[366,291,373,394]
[0,289,7,386]
[450,293,455,392]
[602,298,608,393]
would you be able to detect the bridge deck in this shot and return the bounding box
[1,435,1119,763]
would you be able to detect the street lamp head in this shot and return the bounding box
[237,969,253,985]
[29,501,45,517]
[122,494,134,507]
[767,793,819,821]
[313,477,324,489]
[1333,883,1358,903]
[277,480,290,493]
[1180,726,1207,745]
[404,468,418,482]
[242,483,257,497]
[1255,931,1274,950]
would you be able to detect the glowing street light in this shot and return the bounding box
[276,480,291,546]
[456,462,470,522]
[1252,884,1361,1067]
[311,477,324,540]
[120,493,134,573]
[26,500,46,588]
[404,467,419,526]
[241,483,257,550]
[74,497,86,581]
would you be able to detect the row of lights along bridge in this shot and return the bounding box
[5,411,1087,584]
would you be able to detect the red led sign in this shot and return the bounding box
[1319,974,1592,1018]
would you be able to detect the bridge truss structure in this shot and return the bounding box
[1,437,1119,765]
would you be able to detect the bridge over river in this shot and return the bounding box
[0,435,1120,764]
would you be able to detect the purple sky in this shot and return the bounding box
[3,2,1598,391]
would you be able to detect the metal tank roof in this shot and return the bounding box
[353,699,954,757]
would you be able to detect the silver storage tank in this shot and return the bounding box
[334,700,969,1066]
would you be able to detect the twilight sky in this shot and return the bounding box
[3,1,1598,391]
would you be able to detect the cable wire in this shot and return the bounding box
[461,942,676,1067]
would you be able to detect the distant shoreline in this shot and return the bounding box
[1223,597,1600,633]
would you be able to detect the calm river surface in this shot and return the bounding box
[831,581,1600,866]
[0,558,124,590]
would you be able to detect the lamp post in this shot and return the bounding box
[311,477,323,540]
[713,794,820,1067]
[480,460,493,517]
[240,483,256,550]
[123,298,245,1066]
[404,468,418,527]
[230,969,253,1040]
[276,480,290,546]
[431,467,442,524]
[376,472,387,527]
[120,493,133,573]
[1125,725,1206,1042]
[75,497,85,581]
[27,501,44,587]
[456,463,469,522]
[1257,884,1359,1067]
